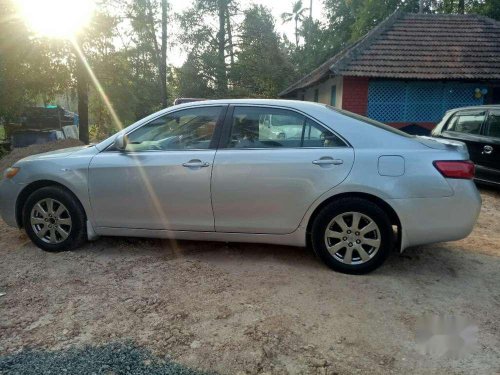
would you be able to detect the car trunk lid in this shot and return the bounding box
[416,136,469,157]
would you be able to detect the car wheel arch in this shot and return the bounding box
[305,192,402,249]
[15,180,87,228]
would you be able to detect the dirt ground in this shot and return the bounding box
[0,186,499,374]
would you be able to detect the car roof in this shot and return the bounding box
[446,104,500,114]
[170,98,326,111]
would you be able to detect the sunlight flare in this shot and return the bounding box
[17,0,94,38]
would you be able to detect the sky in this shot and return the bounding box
[167,0,325,66]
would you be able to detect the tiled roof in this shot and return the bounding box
[279,12,500,97]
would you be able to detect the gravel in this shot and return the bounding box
[0,342,208,375]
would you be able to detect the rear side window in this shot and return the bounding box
[326,105,413,138]
[446,111,485,135]
[227,107,346,149]
[485,111,500,138]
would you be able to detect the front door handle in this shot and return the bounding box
[312,158,344,166]
[182,160,210,168]
[483,145,493,155]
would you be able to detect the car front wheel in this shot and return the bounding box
[311,197,394,274]
[23,186,87,252]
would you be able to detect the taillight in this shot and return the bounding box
[433,160,475,180]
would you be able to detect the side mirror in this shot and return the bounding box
[113,133,128,151]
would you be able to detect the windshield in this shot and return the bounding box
[326,105,414,138]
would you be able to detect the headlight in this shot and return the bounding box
[4,167,20,179]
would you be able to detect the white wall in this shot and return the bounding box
[301,76,343,108]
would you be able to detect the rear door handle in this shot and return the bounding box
[182,160,210,168]
[312,158,343,166]
[483,145,493,155]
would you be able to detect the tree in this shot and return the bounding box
[128,0,170,108]
[480,0,500,20]
[232,5,295,97]
[436,0,500,18]
[172,54,216,98]
[75,37,89,144]
[0,0,71,122]
[281,0,309,46]
[290,18,335,77]
[178,0,238,97]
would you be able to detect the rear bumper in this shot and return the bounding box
[389,180,482,250]
[0,179,23,227]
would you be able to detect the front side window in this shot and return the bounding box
[485,111,500,138]
[125,106,222,151]
[446,111,485,135]
[227,107,345,149]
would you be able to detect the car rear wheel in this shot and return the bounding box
[311,197,393,274]
[23,186,87,252]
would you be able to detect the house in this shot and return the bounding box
[279,12,500,133]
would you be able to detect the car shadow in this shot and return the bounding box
[79,233,498,279]
[82,235,323,269]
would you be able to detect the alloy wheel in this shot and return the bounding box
[324,211,381,265]
[30,198,72,244]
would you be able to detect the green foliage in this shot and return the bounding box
[177,0,238,97]
[0,0,71,122]
[281,0,310,46]
[436,0,500,18]
[1,0,498,138]
[232,5,296,97]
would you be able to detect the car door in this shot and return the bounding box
[476,109,500,183]
[439,109,487,165]
[211,105,354,234]
[88,105,226,231]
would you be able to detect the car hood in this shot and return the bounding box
[16,145,95,164]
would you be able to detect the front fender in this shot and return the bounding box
[12,148,98,228]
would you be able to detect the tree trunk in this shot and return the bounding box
[160,0,168,107]
[458,0,465,13]
[225,6,234,68]
[75,39,89,145]
[145,0,167,107]
[295,17,299,46]
[216,0,227,96]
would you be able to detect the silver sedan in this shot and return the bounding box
[0,100,481,274]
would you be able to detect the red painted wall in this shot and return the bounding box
[342,76,369,115]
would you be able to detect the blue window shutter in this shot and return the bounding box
[367,81,485,123]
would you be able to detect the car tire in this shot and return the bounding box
[23,186,87,252]
[311,197,393,274]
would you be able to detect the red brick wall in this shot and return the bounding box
[342,77,369,115]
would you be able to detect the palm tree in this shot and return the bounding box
[281,0,309,46]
